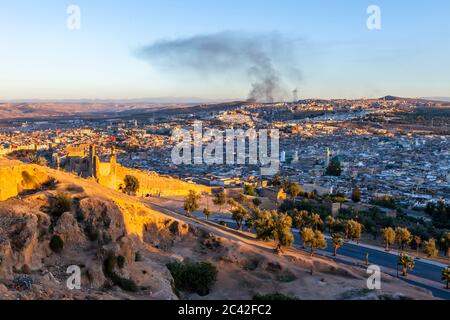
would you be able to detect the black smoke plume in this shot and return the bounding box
[137,31,302,102]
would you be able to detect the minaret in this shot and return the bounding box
[280,151,286,163]
[93,155,100,180]
[110,145,117,176]
[292,151,299,164]
[89,144,97,177]
[325,147,331,168]
[55,155,60,170]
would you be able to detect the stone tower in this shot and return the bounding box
[110,145,117,176]
[89,144,99,178]
[325,147,331,168]
[55,154,60,170]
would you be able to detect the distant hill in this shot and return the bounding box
[0,102,197,121]
[380,95,399,101]
[422,97,450,102]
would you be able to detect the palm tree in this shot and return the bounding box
[325,215,336,234]
[345,219,363,243]
[442,266,450,290]
[398,254,415,277]
[230,203,249,231]
[183,190,201,217]
[253,210,294,254]
[213,189,227,212]
[351,186,361,203]
[300,227,315,251]
[424,238,439,258]
[270,174,282,188]
[395,227,412,252]
[287,182,303,199]
[441,233,450,262]
[382,227,396,251]
[414,236,422,257]
[307,230,327,256]
[292,210,309,230]
[332,233,343,256]
[273,213,294,254]
[203,208,212,221]
[310,213,323,231]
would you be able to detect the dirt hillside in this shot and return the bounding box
[0,158,437,300]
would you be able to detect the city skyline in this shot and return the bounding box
[1,0,450,100]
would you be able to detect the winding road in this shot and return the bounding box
[142,198,450,299]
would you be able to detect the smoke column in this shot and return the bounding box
[137,31,302,102]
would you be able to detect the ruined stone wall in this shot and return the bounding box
[0,155,210,202]
[114,165,211,197]
[0,159,50,201]
[98,162,111,177]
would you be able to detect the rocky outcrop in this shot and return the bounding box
[77,198,127,244]
[86,263,107,289]
[0,240,14,279]
[0,186,189,300]
[53,213,86,248]
[0,202,51,279]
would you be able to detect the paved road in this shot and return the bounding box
[318,239,450,300]
[211,218,450,299]
[321,238,442,282]
[143,200,450,299]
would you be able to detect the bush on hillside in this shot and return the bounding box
[166,261,217,296]
[253,292,298,300]
[49,235,64,253]
[51,192,73,217]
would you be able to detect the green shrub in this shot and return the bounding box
[166,261,217,296]
[277,271,297,283]
[108,273,139,292]
[103,253,138,292]
[75,211,85,222]
[253,292,298,300]
[51,192,72,217]
[117,255,126,269]
[49,235,64,253]
[84,225,100,242]
[31,156,48,167]
[104,253,117,276]
[243,259,259,271]
[371,196,397,209]
[124,175,140,194]
[326,158,342,176]
[252,198,262,207]
[21,171,36,185]
[244,184,257,196]
[135,251,144,262]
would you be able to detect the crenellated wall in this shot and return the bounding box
[1,149,211,202]
[100,165,211,197]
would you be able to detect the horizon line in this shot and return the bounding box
[1,95,449,104]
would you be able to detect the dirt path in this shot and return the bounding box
[141,198,287,256]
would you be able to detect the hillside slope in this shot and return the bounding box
[0,159,437,300]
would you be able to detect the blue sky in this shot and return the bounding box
[0,0,449,100]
